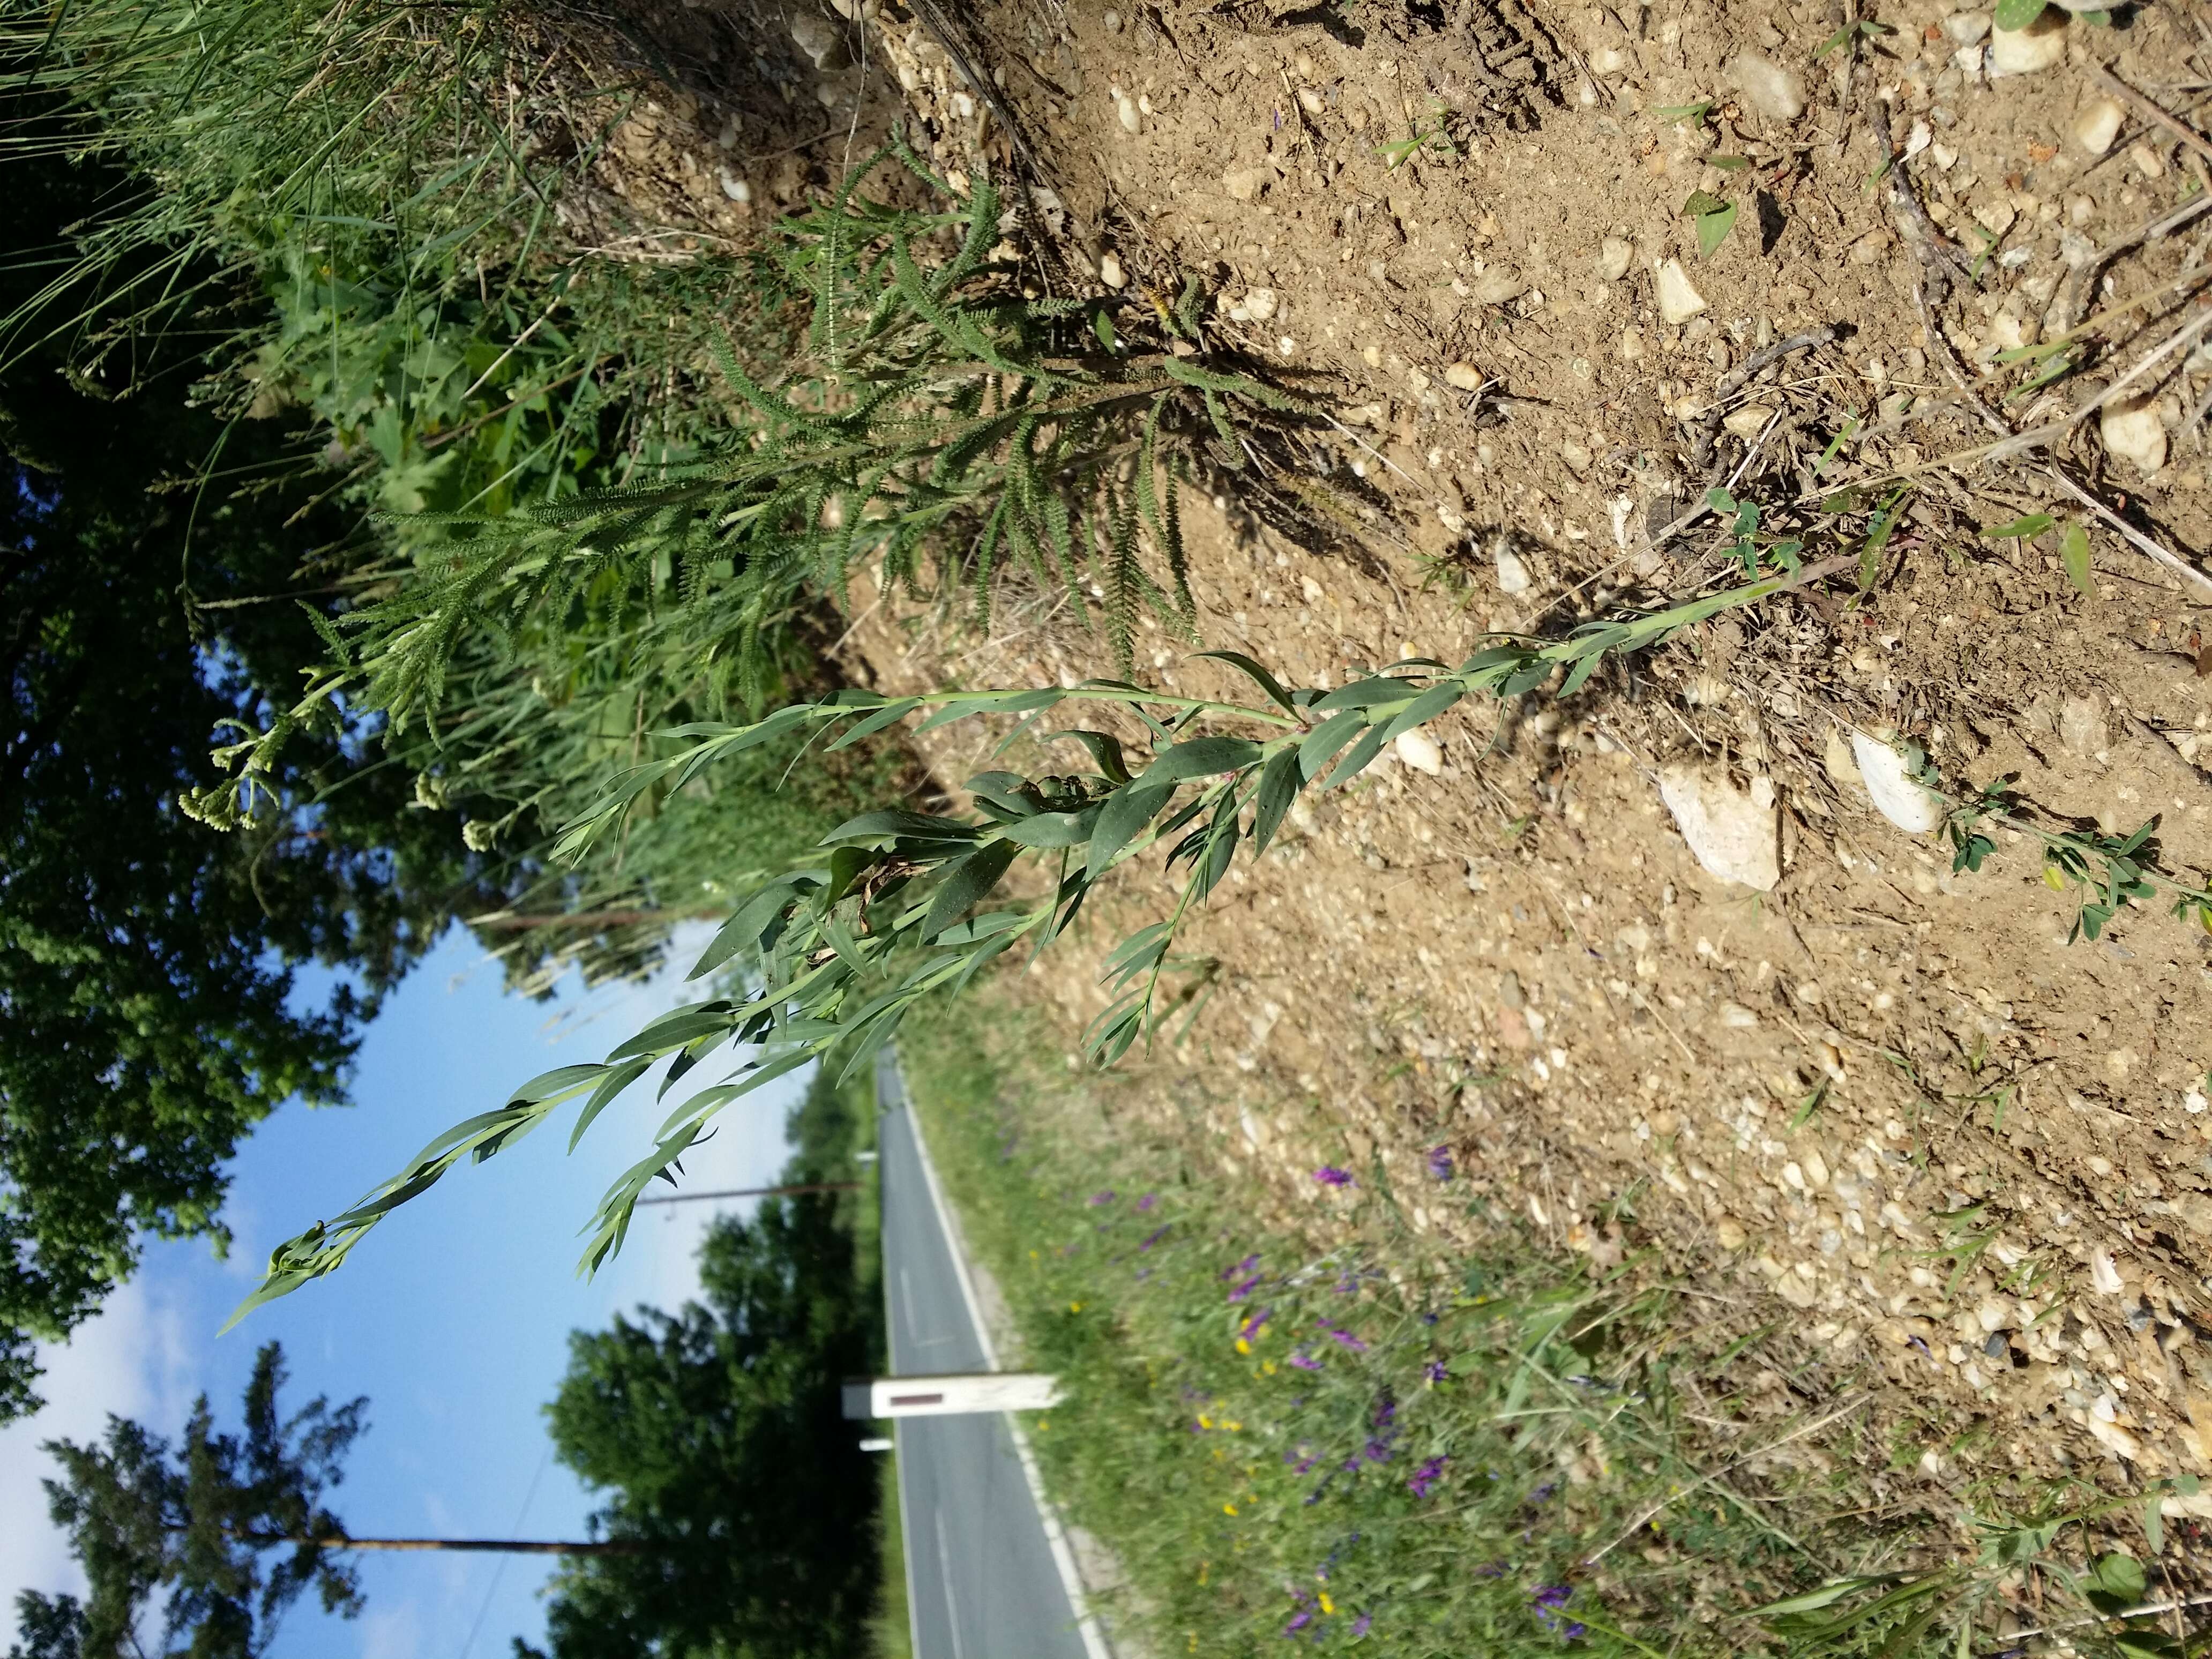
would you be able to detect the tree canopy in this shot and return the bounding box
[0,115,509,1418]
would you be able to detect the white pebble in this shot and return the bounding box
[1728,49,1805,121]
[1654,259,1707,325]
[1101,8,1122,31]
[2090,1249,2124,1295]
[1597,236,1633,281]
[1494,546,1531,595]
[719,171,752,204]
[2074,96,2124,156]
[1098,251,1127,289]
[1444,362,1483,391]
[1116,93,1142,133]
[1393,730,1444,775]
[1242,287,1277,322]
[2101,397,2168,474]
[1990,12,2066,76]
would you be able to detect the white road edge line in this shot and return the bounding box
[934,1505,968,1659]
[895,1062,1117,1659]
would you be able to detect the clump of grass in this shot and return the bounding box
[896,998,2208,1658]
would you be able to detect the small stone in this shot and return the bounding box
[1716,1218,1748,1251]
[1116,93,1142,133]
[1223,167,1264,201]
[1942,10,1991,44]
[1297,86,1325,115]
[789,12,848,69]
[1098,251,1127,289]
[1722,403,1775,439]
[1976,1297,2009,1334]
[1495,546,1531,595]
[1658,766,1780,891]
[1983,1329,2011,1359]
[1242,287,1277,322]
[2059,694,2106,756]
[1597,236,1634,281]
[1728,48,1806,121]
[1394,729,1444,775]
[2074,96,2125,157]
[719,171,752,204]
[2130,141,2167,181]
[1851,732,1943,834]
[1654,259,1707,325]
[1444,361,1484,391]
[1469,265,1527,305]
[1560,441,1591,476]
[2090,1249,2125,1295]
[2101,398,2168,474]
[1717,1001,1759,1029]
[1972,199,2016,240]
[1989,10,2067,76]
[1101,7,1123,31]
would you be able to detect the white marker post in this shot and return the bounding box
[841,1372,1061,1420]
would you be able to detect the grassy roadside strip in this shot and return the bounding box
[871,1446,914,1659]
[894,994,2176,1658]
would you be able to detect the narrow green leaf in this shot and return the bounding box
[1087,782,1171,881]
[1137,735,1262,786]
[1190,649,1298,713]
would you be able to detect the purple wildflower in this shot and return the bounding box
[1222,1253,1261,1280]
[1351,1614,1372,1636]
[1283,1612,1312,1635]
[1329,1329,1369,1352]
[1408,1455,1447,1498]
[1532,1584,1586,1641]
[1342,1455,1362,1473]
[1313,1167,1355,1187]
[1088,1190,1116,1206]
[1289,1351,1323,1371]
[1137,1193,1157,1212]
[1240,1307,1274,1337]
[1428,1145,1454,1180]
[1425,1359,1449,1384]
[1363,1438,1394,1463]
[1373,1396,1396,1429]
[1139,1225,1170,1251]
[1228,1275,1264,1303]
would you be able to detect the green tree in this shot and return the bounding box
[9,1342,368,1659]
[0,110,510,1418]
[528,1072,882,1659]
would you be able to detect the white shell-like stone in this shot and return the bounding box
[1850,733,1943,833]
[1654,259,1707,324]
[2090,1249,2124,1295]
[1658,766,1780,890]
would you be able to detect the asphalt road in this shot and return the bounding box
[877,1055,1094,1659]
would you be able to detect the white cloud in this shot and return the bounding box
[356,1598,422,1659]
[0,1279,198,1649]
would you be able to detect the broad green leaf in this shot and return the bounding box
[1318,722,1393,790]
[922,840,1022,938]
[1136,735,1262,786]
[1086,782,1171,881]
[1694,201,1737,258]
[1298,707,1370,779]
[998,805,1102,848]
[2062,520,2093,595]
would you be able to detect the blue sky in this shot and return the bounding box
[0,922,807,1659]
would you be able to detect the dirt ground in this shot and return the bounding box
[622,0,2212,1541]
